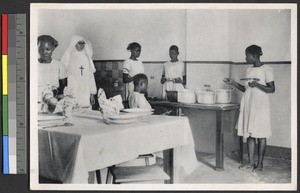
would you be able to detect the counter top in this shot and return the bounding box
[149,100,240,111]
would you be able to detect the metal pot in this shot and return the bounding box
[177,89,196,104]
[166,91,178,102]
[215,88,233,103]
[196,90,215,104]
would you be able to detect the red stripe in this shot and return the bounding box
[2,14,8,54]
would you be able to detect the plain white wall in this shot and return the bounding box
[186,10,230,61]
[38,9,186,61]
[228,9,291,62]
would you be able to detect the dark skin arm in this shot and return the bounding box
[161,73,186,86]
[248,81,275,93]
[223,78,246,92]
[123,73,135,83]
[57,78,68,95]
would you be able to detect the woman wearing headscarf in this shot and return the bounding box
[61,35,97,107]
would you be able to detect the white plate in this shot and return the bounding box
[121,108,154,113]
[105,113,144,120]
[103,117,137,124]
[38,113,65,122]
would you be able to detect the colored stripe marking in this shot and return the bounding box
[3,136,9,174]
[2,14,8,54]
[2,14,9,174]
[2,55,8,95]
[2,96,8,136]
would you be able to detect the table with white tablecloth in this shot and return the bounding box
[39,111,199,184]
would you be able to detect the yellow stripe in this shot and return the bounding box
[2,55,8,95]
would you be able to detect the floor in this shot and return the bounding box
[179,151,291,184]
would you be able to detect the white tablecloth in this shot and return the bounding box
[39,111,198,183]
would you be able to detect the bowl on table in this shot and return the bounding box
[166,91,178,102]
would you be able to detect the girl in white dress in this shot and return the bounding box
[224,45,275,172]
[61,35,97,108]
[38,35,67,112]
[161,45,186,99]
[128,73,151,109]
[123,42,145,100]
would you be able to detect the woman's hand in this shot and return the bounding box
[223,78,236,86]
[90,94,95,105]
[161,76,167,84]
[248,81,258,88]
[174,77,183,83]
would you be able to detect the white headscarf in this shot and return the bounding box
[61,35,96,75]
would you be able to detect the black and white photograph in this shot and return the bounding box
[30,3,297,191]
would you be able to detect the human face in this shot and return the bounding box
[140,80,148,94]
[75,41,85,51]
[131,47,141,59]
[38,41,55,63]
[169,50,179,62]
[245,52,257,64]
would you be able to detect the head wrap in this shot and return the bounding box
[61,35,96,75]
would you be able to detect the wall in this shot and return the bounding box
[38,9,186,61]
[186,10,230,61]
[228,9,291,62]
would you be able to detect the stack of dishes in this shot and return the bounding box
[38,113,66,127]
[103,108,154,124]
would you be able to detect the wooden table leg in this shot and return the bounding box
[215,111,224,171]
[239,136,244,163]
[163,148,174,184]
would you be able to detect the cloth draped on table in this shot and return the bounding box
[61,35,97,107]
[39,130,81,183]
[39,113,199,183]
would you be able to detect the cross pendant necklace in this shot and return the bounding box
[79,66,84,76]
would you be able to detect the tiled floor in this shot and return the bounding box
[180,151,291,184]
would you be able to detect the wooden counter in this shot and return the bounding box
[149,100,240,171]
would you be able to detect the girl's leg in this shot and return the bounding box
[239,136,255,169]
[253,138,266,172]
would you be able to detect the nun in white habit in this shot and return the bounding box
[61,35,97,107]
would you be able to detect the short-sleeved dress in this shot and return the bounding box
[162,61,185,99]
[38,58,67,111]
[38,58,67,99]
[123,59,145,100]
[128,92,152,109]
[236,65,274,138]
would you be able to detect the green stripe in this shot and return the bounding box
[3,95,8,136]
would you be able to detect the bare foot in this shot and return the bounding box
[239,163,255,170]
[252,165,263,172]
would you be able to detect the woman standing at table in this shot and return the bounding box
[61,35,97,108]
[161,45,186,99]
[38,35,68,112]
[123,42,145,100]
[224,45,275,172]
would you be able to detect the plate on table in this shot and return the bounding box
[38,113,65,122]
[121,108,154,113]
[103,117,138,124]
[240,78,260,82]
[105,112,145,120]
